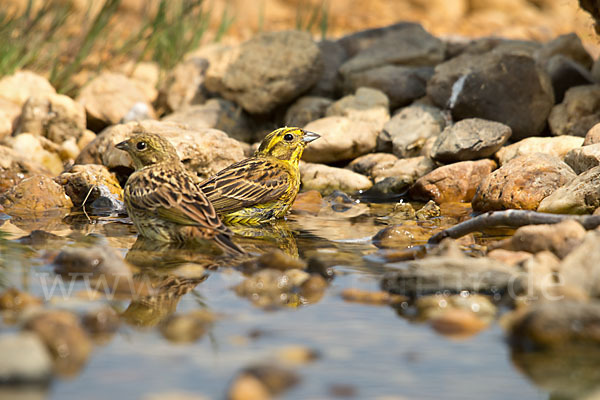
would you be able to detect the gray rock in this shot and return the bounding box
[162,98,253,143]
[209,31,323,114]
[378,104,446,157]
[537,166,600,214]
[308,40,347,97]
[300,162,373,195]
[15,93,86,145]
[371,156,437,184]
[348,152,399,177]
[495,136,584,166]
[431,118,512,162]
[339,24,445,77]
[473,153,576,211]
[427,51,554,140]
[325,87,389,125]
[157,57,209,112]
[0,333,52,385]
[509,300,600,348]
[284,96,332,128]
[381,255,520,297]
[341,65,433,109]
[560,231,600,297]
[549,84,600,137]
[534,33,594,70]
[584,123,600,145]
[564,143,600,174]
[337,22,423,57]
[544,55,594,103]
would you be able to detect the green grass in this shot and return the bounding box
[0,0,234,96]
[295,0,329,39]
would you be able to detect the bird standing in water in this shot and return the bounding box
[116,132,243,254]
[200,127,320,225]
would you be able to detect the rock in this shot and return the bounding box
[537,166,600,214]
[560,231,600,297]
[56,164,122,207]
[0,71,55,108]
[472,153,576,211]
[431,118,512,162]
[564,144,600,174]
[381,255,519,297]
[338,23,445,77]
[543,55,595,103]
[300,162,373,195]
[24,310,93,376]
[348,152,399,177]
[276,345,320,365]
[242,250,307,273]
[5,133,64,175]
[301,116,380,163]
[341,65,433,109]
[337,22,422,57]
[0,175,73,214]
[157,57,208,112]
[15,93,86,144]
[427,51,554,140]
[307,39,347,97]
[0,109,13,139]
[0,288,42,313]
[0,333,52,385]
[487,249,533,266]
[228,365,299,400]
[415,200,442,220]
[584,123,600,145]
[430,308,489,338]
[372,222,431,248]
[76,72,157,131]
[378,104,446,157]
[409,159,496,203]
[534,33,594,70]
[325,87,389,126]
[371,156,437,184]
[341,288,407,305]
[76,120,245,180]
[508,300,600,348]
[160,310,215,343]
[549,84,600,137]
[496,136,584,165]
[495,220,586,259]
[117,61,160,89]
[416,293,496,320]
[284,96,332,128]
[234,268,311,308]
[208,31,322,114]
[0,145,52,193]
[162,99,253,143]
[291,190,324,215]
[81,307,120,339]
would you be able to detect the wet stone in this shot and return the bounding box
[234,269,311,308]
[0,332,53,385]
[0,175,73,214]
[341,288,407,305]
[290,190,324,215]
[56,164,123,208]
[409,159,496,203]
[160,310,215,344]
[23,310,93,376]
[472,153,576,211]
[372,222,432,249]
[430,118,512,162]
[415,200,442,220]
[228,365,299,400]
[381,255,520,298]
[241,249,307,274]
[81,307,120,340]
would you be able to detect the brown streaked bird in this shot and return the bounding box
[199,127,320,225]
[115,132,244,254]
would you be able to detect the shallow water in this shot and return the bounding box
[0,200,583,399]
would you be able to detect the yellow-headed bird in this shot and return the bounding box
[116,132,243,254]
[199,127,320,225]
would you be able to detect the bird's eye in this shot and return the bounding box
[136,141,147,150]
[283,133,294,142]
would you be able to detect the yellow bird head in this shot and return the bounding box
[116,132,179,170]
[255,127,320,164]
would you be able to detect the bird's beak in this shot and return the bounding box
[302,131,320,143]
[115,140,129,151]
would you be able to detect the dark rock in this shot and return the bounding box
[284,96,332,128]
[157,57,209,112]
[308,39,347,97]
[544,55,594,103]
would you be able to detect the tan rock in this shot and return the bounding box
[0,71,55,107]
[549,84,600,137]
[496,136,584,165]
[0,175,73,213]
[409,159,496,203]
[157,58,208,112]
[564,143,600,174]
[372,222,431,248]
[502,220,586,259]
[583,122,600,145]
[325,87,390,126]
[77,72,157,130]
[472,153,575,211]
[0,145,52,193]
[56,164,123,207]
[300,162,373,195]
[348,152,399,177]
[538,165,600,214]
[5,133,64,176]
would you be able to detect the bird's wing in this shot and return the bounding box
[199,158,291,213]
[126,168,226,233]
